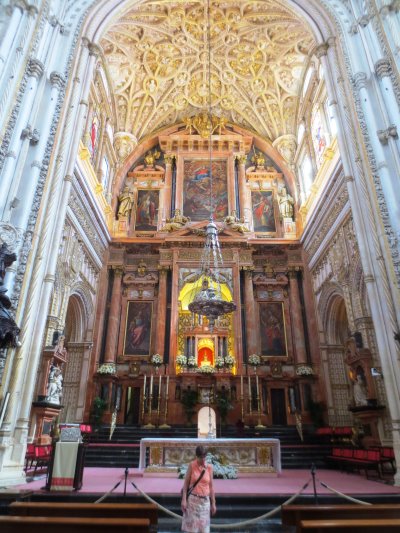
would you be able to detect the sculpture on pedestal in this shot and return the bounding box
[0,243,20,350]
[117,185,134,219]
[278,187,294,220]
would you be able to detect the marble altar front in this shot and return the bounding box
[139,438,281,475]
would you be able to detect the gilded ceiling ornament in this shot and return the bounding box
[251,150,265,169]
[101,1,314,141]
[184,113,227,138]
[144,149,161,168]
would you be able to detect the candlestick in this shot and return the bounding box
[255,374,266,429]
[156,373,162,425]
[159,374,170,428]
[248,375,252,414]
[144,373,155,428]
[141,374,147,426]
[240,374,243,397]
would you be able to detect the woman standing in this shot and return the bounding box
[181,445,216,533]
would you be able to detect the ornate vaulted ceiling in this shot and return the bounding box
[101,0,315,143]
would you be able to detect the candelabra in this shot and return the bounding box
[159,374,170,429]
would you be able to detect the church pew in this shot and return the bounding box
[0,516,150,532]
[298,518,400,532]
[281,503,400,528]
[9,501,158,528]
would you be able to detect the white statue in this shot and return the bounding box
[47,366,63,405]
[353,374,368,407]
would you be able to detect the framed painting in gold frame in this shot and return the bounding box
[134,189,159,232]
[259,301,287,357]
[124,301,153,356]
[251,190,276,233]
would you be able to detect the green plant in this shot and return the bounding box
[90,396,107,430]
[307,398,325,428]
[215,394,233,425]
[180,389,198,424]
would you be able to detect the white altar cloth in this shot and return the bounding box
[139,438,281,475]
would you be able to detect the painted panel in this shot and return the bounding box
[135,190,159,231]
[259,302,287,357]
[124,301,153,356]
[251,190,276,232]
[183,159,228,221]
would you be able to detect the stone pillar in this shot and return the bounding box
[0,2,25,72]
[95,113,107,173]
[243,269,257,355]
[162,155,174,220]
[155,267,168,357]
[288,268,307,365]
[104,267,124,363]
[0,58,44,215]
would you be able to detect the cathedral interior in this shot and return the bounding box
[0,0,400,487]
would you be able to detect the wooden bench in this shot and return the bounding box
[9,501,158,528]
[298,518,400,532]
[281,503,400,528]
[0,516,150,532]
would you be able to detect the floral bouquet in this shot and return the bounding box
[151,353,163,366]
[224,355,235,367]
[97,362,116,375]
[248,354,261,366]
[187,356,197,367]
[215,356,225,368]
[197,365,216,374]
[296,365,314,376]
[176,354,187,367]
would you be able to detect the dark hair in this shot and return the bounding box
[195,445,207,457]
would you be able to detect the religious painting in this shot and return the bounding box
[134,190,159,231]
[183,159,228,221]
[124,301,153,356]
[89,111,99,162]
[251,190,276,233]
[259,302,287,357]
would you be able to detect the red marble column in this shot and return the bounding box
[163,155,174,220]
[155,267,168,357]
[104,267,124,363]
[244,269,257,356]
[238,155,251,219]
[288,268,307,365]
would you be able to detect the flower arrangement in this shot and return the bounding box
[248,354,261,366]
[296,365,314,376]
[197,365,216,374]
[97,362,116,375]
[176,354,187,367]
[215,356,225,368]
[178,452,237,479]
[224,355,235,367]
[151,353,163,366]
[187,356,197,367]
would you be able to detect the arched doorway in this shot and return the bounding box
[198,406,216,439]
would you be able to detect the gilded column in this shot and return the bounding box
[155,267,168,357]
[104,267,124,363]
[243,269,257,356]
[288,268,307,365]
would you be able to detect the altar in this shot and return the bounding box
[139,438,281,476]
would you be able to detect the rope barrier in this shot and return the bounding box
[93,467,376,529]
[130,478,312,529]
[317,479,372,505]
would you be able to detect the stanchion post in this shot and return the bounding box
[311,463,318,504]
[123,467,129,500]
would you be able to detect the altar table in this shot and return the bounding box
[139,438,281,475]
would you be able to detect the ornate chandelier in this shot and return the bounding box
[188,0,236,331]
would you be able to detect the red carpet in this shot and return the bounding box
[17,468,400,497]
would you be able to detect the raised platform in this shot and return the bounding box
[139,437,281,474]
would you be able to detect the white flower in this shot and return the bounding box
[215,356,225,368]
[224,355,235,367]
[151,354,163,366]
[187,356,197,367]
[248,354,261,366]
[296,365,314,376]
[97,362,116,375]
[197,365,216,374]
[176,354,187,366]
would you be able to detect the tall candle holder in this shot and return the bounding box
[144,373,155,429]
[159,373,170,429]
[255,374,266,429]
[141,374,147,426]
[156,372,162,426]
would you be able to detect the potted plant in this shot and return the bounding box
[90,396,107,431]
[180,389,198,425]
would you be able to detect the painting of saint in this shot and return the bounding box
[183,160,228,221]
[259,302,287,356]
[311,107,328,165]
[124,301,152,356]
[252,190,276,232]
[89,112,99,162]
[135,190,159,231]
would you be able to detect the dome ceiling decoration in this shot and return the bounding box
[101,0,315,142]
